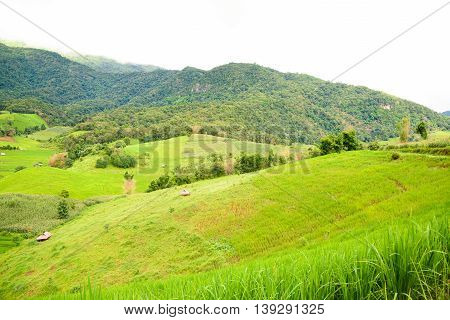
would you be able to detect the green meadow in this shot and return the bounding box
[0,112,47,132]
[0,150,448,299]
[0,134,301,198]
[28,126,72,141]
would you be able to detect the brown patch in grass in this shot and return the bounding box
[25,270,35,276]
[49,153,68,168]
[192,200,254,235]
[389,178,407,192]
[0,136,15,142]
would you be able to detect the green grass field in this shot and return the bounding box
[0,193,87,234]
[28,126,72,141]
[0,134,302,198]
[0,112,47,132]
[0,151,448,299]
[381,130,450,147]
[0,136,56,180]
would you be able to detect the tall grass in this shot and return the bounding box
[53,217,448,300]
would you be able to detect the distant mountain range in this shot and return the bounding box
[443,111,450,116]
[0,43,448,143]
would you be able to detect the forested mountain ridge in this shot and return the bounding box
[65,54,161,74]
[0,43,447,143]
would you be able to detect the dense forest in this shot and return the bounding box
[0,43,448,144]
[65,54,161,74]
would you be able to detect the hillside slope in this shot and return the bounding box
[0,134,296,198]
[1,44,447,142]
[0,112,46,133]
[0,151,448,298]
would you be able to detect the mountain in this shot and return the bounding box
[0,43,448,143]
[65,54,161,73]
[443,111,450,116]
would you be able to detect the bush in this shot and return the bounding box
[391,152,400,160]
[416,121,428,140]
[57,200,69,219]
[95,157,108,168]
[110,153,136,168]
[123,171,134,181]
[60,190,69,198]
[147,174,174,192]
[14,165,26,172]
[367,141,380,150]
[319,135,342,155]
[115,140,126,148]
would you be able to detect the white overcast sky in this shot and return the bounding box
[0,0,449,112]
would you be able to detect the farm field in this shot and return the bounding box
[0,134,302,198]
[0,112,47,132]
[0,150,448,299]
[381,130,450,147]
[28,126,72,141]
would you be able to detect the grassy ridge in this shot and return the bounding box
[0,151,448,299]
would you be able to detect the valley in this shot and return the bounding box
[0,42,448,301]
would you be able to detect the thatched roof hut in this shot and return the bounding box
[36,231,52,242]
[179,189,190,196]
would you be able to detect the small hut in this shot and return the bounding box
[179,189,190,196]
[36,231,52,242]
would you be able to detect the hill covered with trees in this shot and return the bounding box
[65,54,161,74]
[0,43,448,143]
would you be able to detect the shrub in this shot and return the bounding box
[123,171,134,181]
[172,166,195,185]
[319,135,343,155]
[115,140,126,148]
[368,141,380,150]
[147,174,174,192]
[60,190,69,198]
[391,152,400,160]
[110,153,136,168]
[95,157,108,168]
[416,121,428,140]
[57,200,69,219]
[14,165,26,172]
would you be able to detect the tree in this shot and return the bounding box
[57,200,69,219]
[95,157,108,168]
[341,129,360,151]
[110,153,137,168]
[319,134,343,155]
[399,117,410,143]
[60,190,69,198]
[123,171,134,180]
[416,121,428,139]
